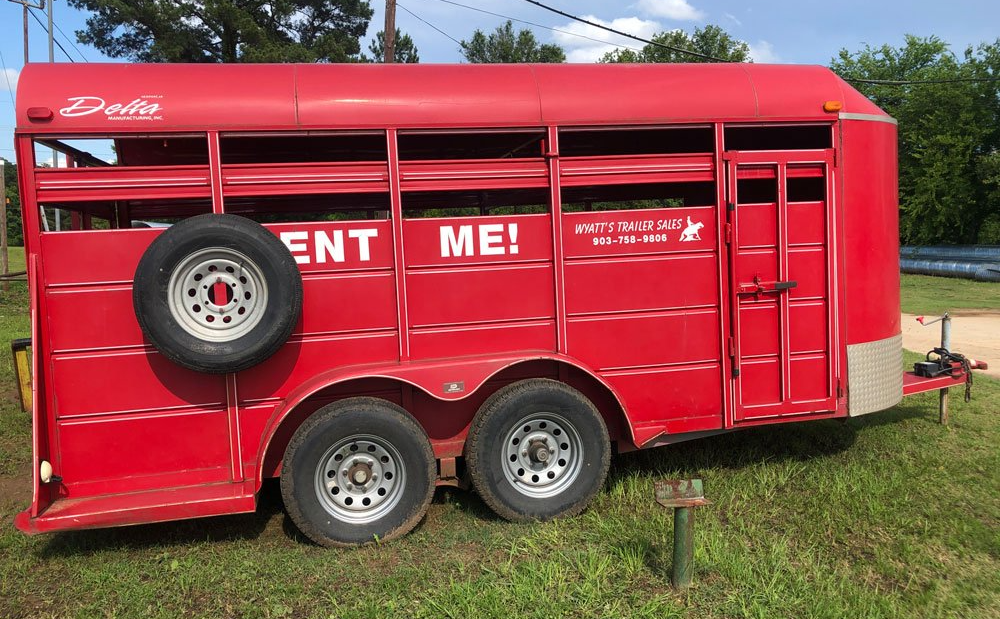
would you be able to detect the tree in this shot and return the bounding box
[460,21,565,63]
[2,158,23,248]
[601,25,750,64]
[366,28,419,63]
[831,36,1000,244]
[69,0,374,63]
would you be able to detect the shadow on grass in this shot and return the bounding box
[38,479,290,558]
[431,485,503,523]
[36,479,494,557]
[608,403,928,484]
[35,402,933,557]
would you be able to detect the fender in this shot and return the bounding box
[254,352,633,487]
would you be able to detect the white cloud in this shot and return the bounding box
[1,68,18,94]
[748,40,781,63]
[636,0,704,21]
[723,12,742,27]
[552,15,662,63]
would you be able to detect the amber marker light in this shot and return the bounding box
[823,100,843,113]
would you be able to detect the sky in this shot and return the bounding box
[1,0,998,165]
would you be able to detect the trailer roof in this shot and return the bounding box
[15,62,888,133]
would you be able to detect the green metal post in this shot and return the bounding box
[672,506,694,589]
[655,478,708,590]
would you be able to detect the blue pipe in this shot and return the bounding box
[900,257,1000,282]
[900,245,1000,261]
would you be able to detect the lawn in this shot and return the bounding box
[901,273,1000,314]
[0,256,997,619]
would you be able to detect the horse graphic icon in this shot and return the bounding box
[679,216,704,242]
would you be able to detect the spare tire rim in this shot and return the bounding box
[315,434,406,524]
[502,412,584,499]
[167,247,268,342]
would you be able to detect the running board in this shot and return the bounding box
[14,482,256,535]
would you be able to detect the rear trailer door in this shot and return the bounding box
[725,150,838,421]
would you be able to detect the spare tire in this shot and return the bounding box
[133,213,303,373]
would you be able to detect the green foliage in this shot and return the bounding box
[68,0,374,62]
[900,273,1000,314]
[600,25,750,64]
[979,151,1000,243]
[366,28,419,63]
[831,36,1000,244]
[1,159,22,248]
[460,21,565,64]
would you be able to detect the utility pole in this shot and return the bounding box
[6,0,47,64]
[48,0,59,230]
[0,159,7,277]
[47,0,53,63]
[383,0,396,63]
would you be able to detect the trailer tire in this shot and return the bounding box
[132,213,302,373]
[465,379,610,522]
[280,398,436,547]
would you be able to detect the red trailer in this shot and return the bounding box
[8,62,963,546]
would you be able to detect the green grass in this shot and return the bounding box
[901,273,1000,315]
[0,252,997,618]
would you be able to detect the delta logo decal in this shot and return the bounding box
[59,95,164,121]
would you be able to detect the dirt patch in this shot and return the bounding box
[0,464,32,511]
[902,312,1000,379]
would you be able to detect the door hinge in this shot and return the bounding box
[726,201,735,213]
[724,222,732,244]
[836,376,843,398]
[728,336,740,378]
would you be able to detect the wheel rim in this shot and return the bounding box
[314,434,406,524]
[501,412,583,498]
[167,247,268,342]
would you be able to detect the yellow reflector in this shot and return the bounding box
[823,100,843,113]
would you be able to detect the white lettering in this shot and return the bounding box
[59,96,106,117]
[315,230,344,264]
[349,228,378,262]
[479,224,505,256]
[440,225,474,257]
[58,96,163,118]
[280,231,310,264]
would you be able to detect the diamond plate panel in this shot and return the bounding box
[847,334,903,416]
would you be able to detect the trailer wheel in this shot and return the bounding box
[465,379,610,522]
[132,213,302,373]
[280,398,436,547]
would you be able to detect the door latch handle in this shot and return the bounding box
[736,278,798,295]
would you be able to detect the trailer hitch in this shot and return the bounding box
[914,347,974,401]
[912,313,988,423]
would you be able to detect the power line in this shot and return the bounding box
[397,2,462,47]
[0,48,15,110]
[48,12,89,62]
[427,0,643,54]
[520,0,728,62]
[26,7,75,62]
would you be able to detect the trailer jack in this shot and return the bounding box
[912,314,988,424]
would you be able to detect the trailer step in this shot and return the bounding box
[14,482,256,535]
